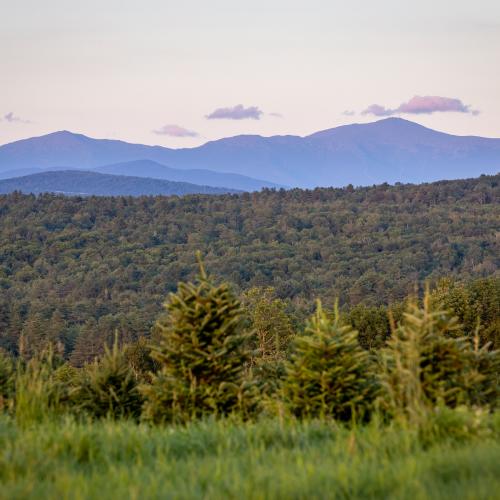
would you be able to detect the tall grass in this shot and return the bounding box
[1,412,499,499]
[14,353,63,428]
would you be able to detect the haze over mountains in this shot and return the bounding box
[0,118,499,193]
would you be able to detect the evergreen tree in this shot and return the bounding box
[142,255,254,423]
[282,300,378,421]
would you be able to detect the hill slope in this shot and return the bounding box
[92,159,281,191]
[0,170,240,196]
[1,118,499,187]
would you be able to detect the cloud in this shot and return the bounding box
[2,112,31,124]
[361,104,395,117]
[152,124,199,137]
[206,104,263,120]
[269,112,283,118]
[342,110,356,116]
[362,96,479,117]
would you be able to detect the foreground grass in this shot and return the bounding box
[1,412,500,500]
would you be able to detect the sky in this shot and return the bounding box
[1,0,500,147]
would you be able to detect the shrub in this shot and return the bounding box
[73,340,143,420]
[142,256,255,423]
[282,300,378,421]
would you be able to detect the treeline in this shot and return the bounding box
[1,264,498,425]
[0,174,498,361]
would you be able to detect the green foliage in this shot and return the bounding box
[142,257,255,423]
[14,349,65,427]
[123,337,158,381]
[73,340,143,420]
[243,287,295,361]
[418,405,496,446]
[0,174,498,361]
[0,350,14,412]
[431,277,500,349]
[242,287,295,396]
[282,301,378,420]
[344,303,405,350]
[378,292,484,423]
[463,333,500,408]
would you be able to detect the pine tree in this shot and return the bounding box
[282,300,378,421]
[142,254,254,423]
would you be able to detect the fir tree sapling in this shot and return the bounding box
[142,254,255,423]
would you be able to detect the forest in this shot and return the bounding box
[0,174,499,498]
[0,174,498,363]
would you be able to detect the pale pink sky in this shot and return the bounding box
[1,0,500,147]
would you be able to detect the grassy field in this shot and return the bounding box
[1,412,500,500]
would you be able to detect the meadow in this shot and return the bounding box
[2,412,500,500]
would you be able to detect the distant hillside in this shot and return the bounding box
[92,159,281,191]
[0,118,499,187]
[0,170,240,196]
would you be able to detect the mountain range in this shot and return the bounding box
[0,118,499,191]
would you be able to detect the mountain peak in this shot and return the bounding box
[306,117,433,140]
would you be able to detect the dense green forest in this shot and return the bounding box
[0,174,498,362]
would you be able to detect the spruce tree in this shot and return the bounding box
[142,255,254,423]
[282,301,378,421]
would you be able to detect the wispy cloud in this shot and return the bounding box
[152,124,199,137]
[342,110,356,116]
[362,96,479,117]
[206,104,263,120]
[2,112,31,124]
[269,112,284,118]
[361,104,393,117]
